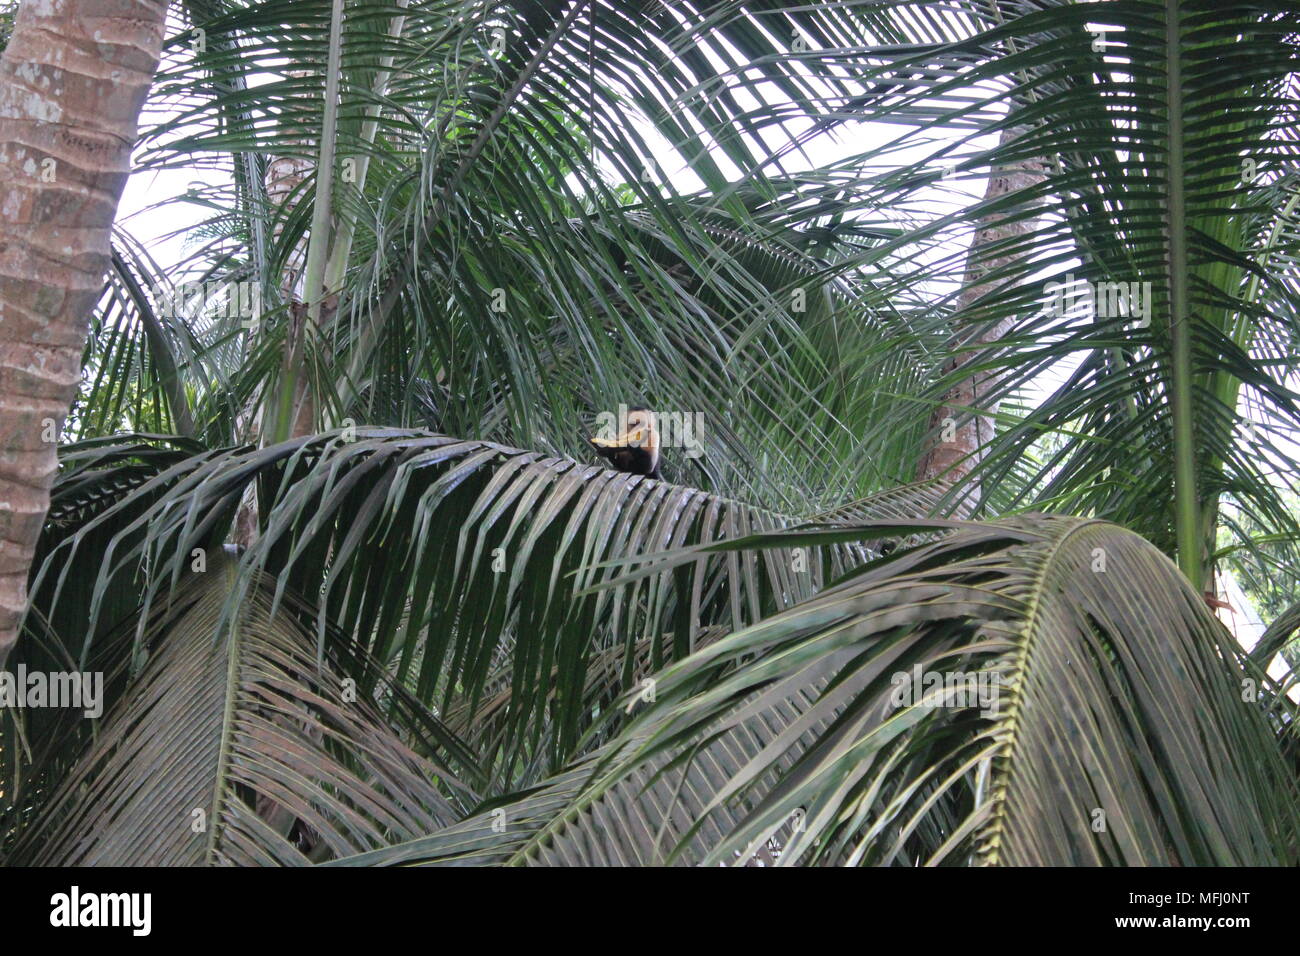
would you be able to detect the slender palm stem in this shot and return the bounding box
[270,0,345,443]
[1164,0,1200,588]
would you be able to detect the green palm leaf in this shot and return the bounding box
[350,514,1299,866]
[25,430,893,791]
[8,553,466,866]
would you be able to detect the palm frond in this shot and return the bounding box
[363,514,1300,866]
[28,431,912,787]
[8,552,466,866]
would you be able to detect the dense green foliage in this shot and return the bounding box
[3,0,1299,865]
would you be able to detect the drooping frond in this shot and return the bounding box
[8,553,467,865]
[25,431,901,791]
[353,515,1299,866]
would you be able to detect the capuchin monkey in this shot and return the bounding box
[589,406,661,479]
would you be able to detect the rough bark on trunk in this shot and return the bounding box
[915,130,1049,496]
[0,0,168,661]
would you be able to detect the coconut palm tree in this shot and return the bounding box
[1,0,1299,866]
[0,0,169,658]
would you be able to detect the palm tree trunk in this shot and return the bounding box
[915,129,1048,497]
[0,0,168,662]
